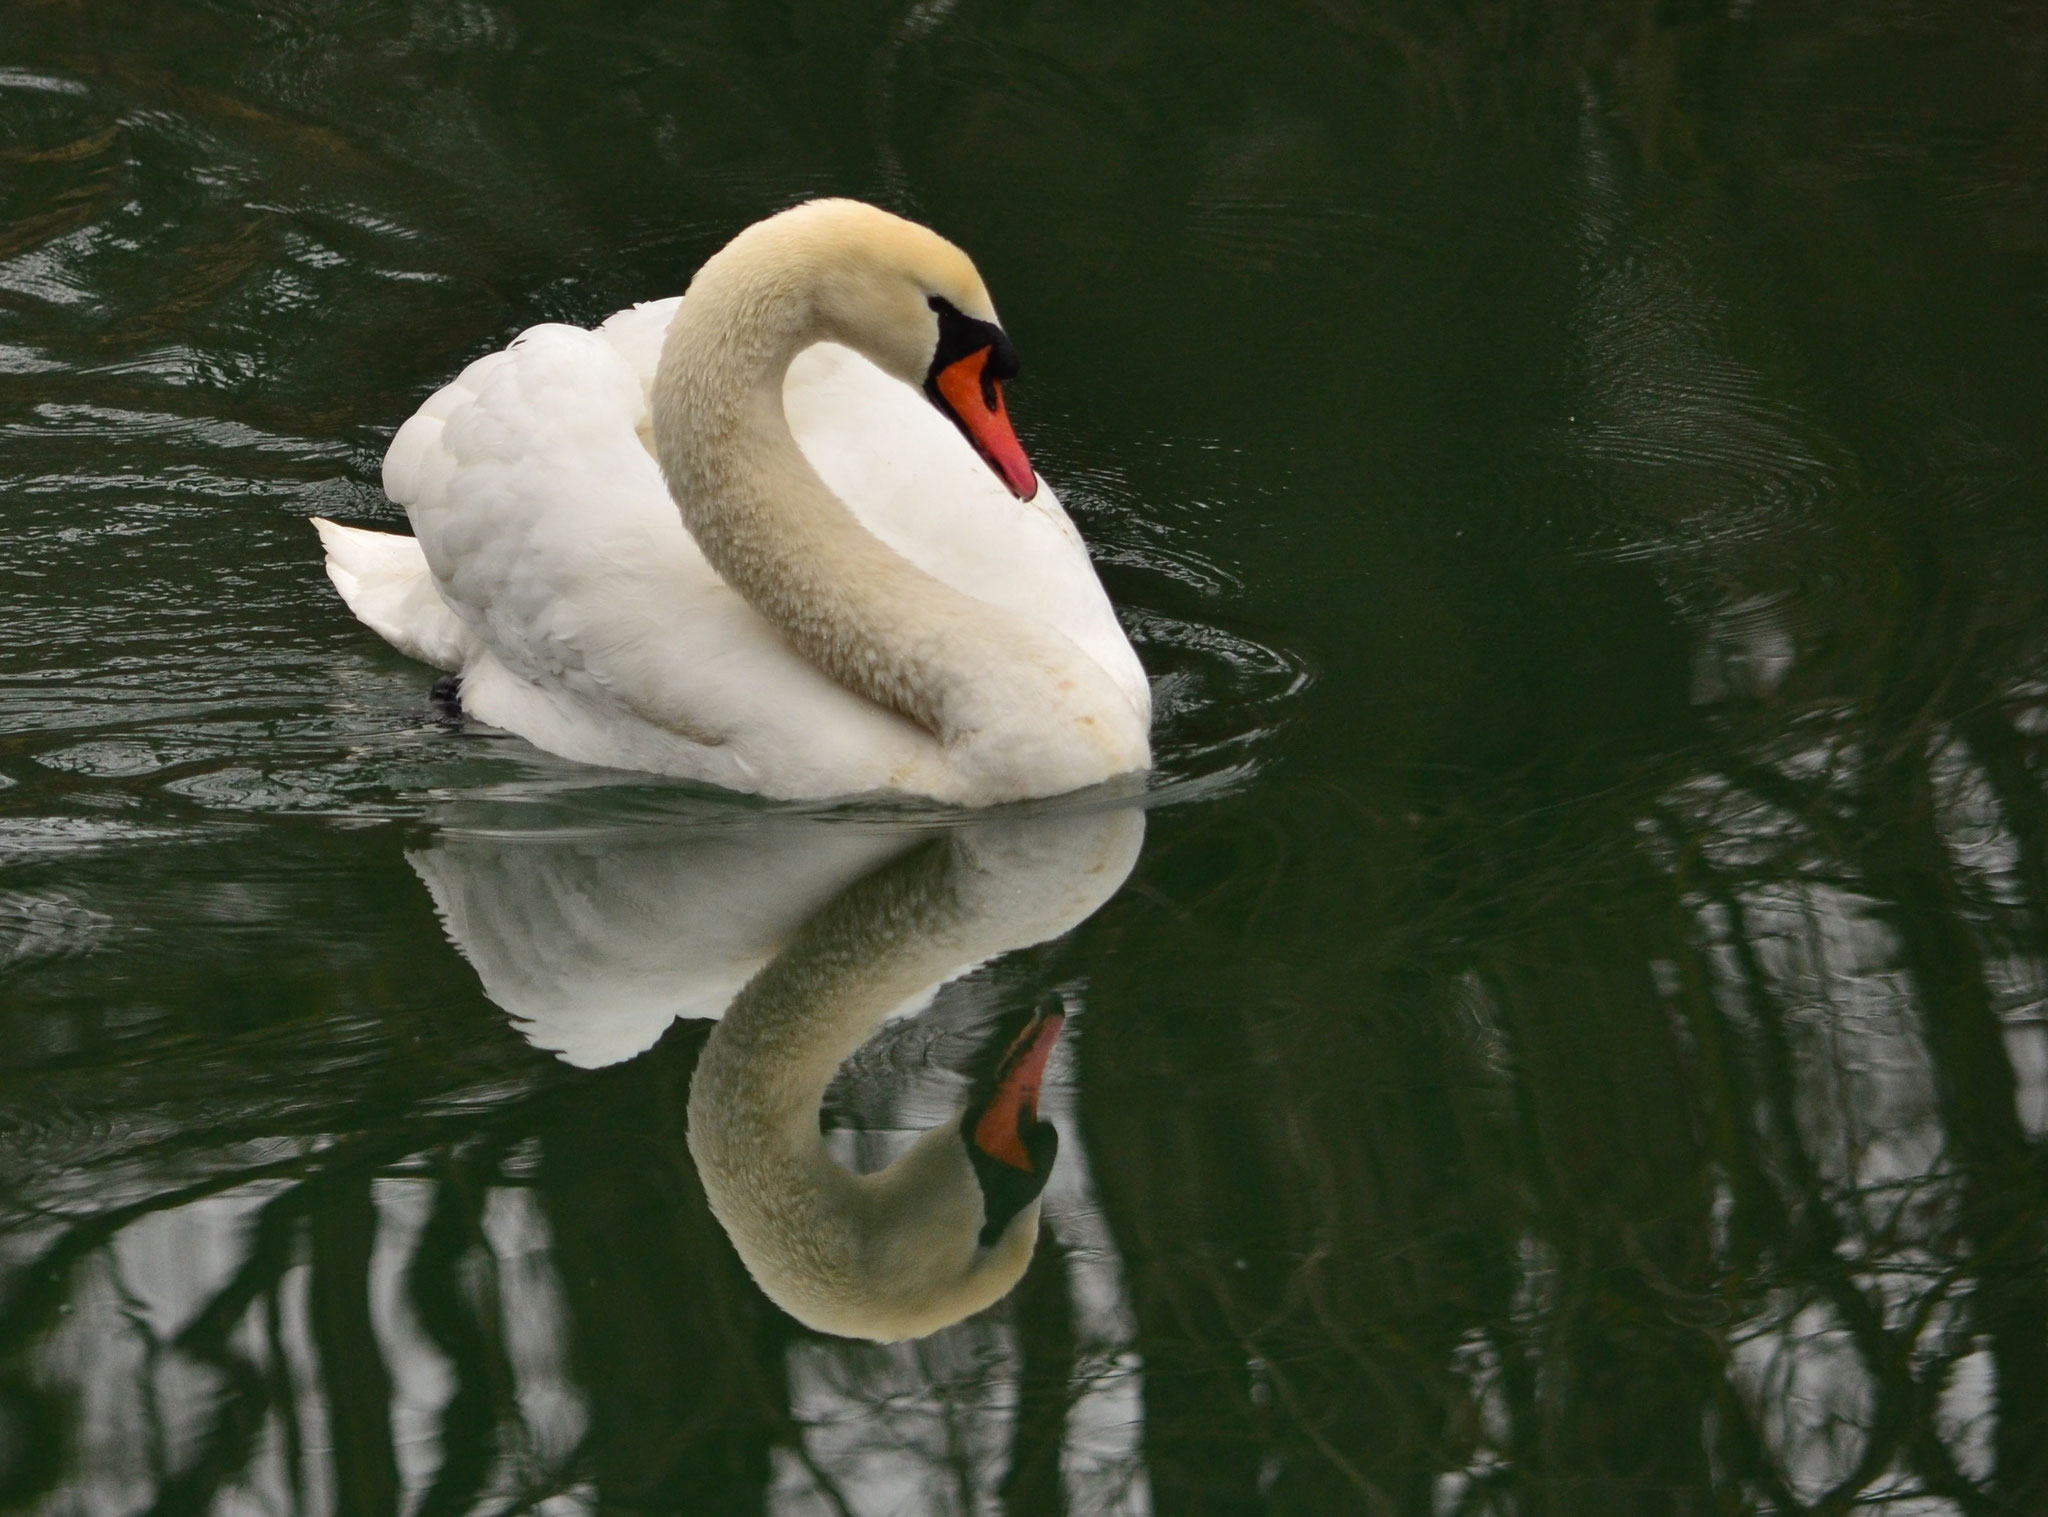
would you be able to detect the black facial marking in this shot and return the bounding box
[965,1123,1059,1249]
[959,1001,1062,1248]
[926,294,1019,409]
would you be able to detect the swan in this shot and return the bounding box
[313,199,1151,805]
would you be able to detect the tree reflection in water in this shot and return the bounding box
[1090,750,2048,1512]
[9,666,2048,1512]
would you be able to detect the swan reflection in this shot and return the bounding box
[412,803,1143,1339]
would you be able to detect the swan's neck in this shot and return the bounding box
[652,255,1000,734]
[649,235,1139,800]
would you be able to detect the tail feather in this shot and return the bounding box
[312,517,474,673]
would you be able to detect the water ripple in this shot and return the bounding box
[0,890,114,968]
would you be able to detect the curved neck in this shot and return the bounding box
[651,240,1027,744]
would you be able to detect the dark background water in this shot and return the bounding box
[7,1,2048,1512]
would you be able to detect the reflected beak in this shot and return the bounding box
[928,347,1039,502]
[969,1007,1064,1172]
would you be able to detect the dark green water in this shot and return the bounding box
[8,2,2048,1512]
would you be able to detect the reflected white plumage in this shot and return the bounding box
[412,815,917,1068]
[413,803,1145,1340]
[314,199,1150,804]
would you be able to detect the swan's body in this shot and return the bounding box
[316,200,1150,804]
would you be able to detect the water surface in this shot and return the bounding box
[7,3,2048,1513]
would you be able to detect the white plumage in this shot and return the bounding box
[315,201,1151,803]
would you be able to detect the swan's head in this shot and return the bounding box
[832,1004,1067,1341]
[959,1001,1066,1249]
[710,1003,1068,1343]
[737,198,1040,502]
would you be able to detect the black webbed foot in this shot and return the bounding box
[428,673,464,727]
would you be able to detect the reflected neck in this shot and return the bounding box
[691,837,971,1162]
[683,812,1143,1340]
[685,836,1020,1339]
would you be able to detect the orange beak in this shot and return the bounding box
[970,1007,1064,1171]
[931,347,1039,502]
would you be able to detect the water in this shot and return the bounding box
[6,2,2048,1512]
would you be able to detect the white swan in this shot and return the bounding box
[314,199,1151,805]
